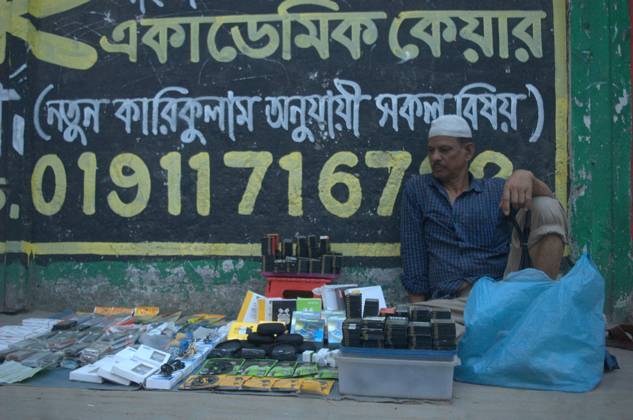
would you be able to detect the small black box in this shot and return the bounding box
[319,236,330,255]
[262,255,275,272]
[296,236,309,258]
[363,299,380,317]
[282,239,294,258]
[432,308,452,320]
[410,306,432,322]
[308,235,318,258]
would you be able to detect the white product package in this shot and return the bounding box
[111,345,170,384]
[96,347,138,386]
[145,342,214,390]
[69,357,112,383]
[314,284,358,311]
[97,355,132,386]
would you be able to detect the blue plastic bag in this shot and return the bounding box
[455,253,605,392]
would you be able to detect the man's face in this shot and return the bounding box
[427,136,474,182]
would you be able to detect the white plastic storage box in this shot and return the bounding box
[336,354,460,400]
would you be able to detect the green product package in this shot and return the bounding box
[240,359,278,377]
[267,361,298,378]
[200,358,245,375]
[296,298,322,313]
[316,367,338,380]
[293,363,319,377]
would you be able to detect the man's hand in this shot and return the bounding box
[408,294,426,303]
[500,169,534,216]
[500,169,554,216]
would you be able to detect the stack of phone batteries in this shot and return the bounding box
[385,317,409,349]
[361,317,385,348]
[431,308,452,320]
[431,319,457,350]
[343,305,457,350]
[342,319,362,347]
[409,306,432,322]
[408,321,433,350]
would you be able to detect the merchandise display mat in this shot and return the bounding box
[7,368,432,403]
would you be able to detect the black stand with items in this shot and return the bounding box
[260,233,341,299]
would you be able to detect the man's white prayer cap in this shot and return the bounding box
[428,115,473,139]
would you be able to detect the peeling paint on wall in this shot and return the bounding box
[615,88,629,114]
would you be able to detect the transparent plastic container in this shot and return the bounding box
[336,354,460,400]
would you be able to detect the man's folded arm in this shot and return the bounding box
[400,180,430,299]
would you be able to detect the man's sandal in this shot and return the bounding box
[606,324,633,351]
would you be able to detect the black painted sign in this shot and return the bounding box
[0,0,565,257]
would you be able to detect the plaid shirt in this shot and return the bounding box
[400,174,511,299]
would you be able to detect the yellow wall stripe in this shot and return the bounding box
[554,0,569,209]
[0,241,401,257]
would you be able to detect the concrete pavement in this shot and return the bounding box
[1,313,631,419]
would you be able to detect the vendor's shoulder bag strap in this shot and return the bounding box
[509,209,532,270]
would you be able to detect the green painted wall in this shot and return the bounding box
[0,259,29,312]
[570,0,633,321]
[25,258,405,318]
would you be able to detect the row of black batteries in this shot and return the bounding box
[262,234,331,259]
[344,293,380,319]
[342,306,457,351]
[261,234,342,275]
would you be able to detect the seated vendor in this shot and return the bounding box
[400,115,569,333]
